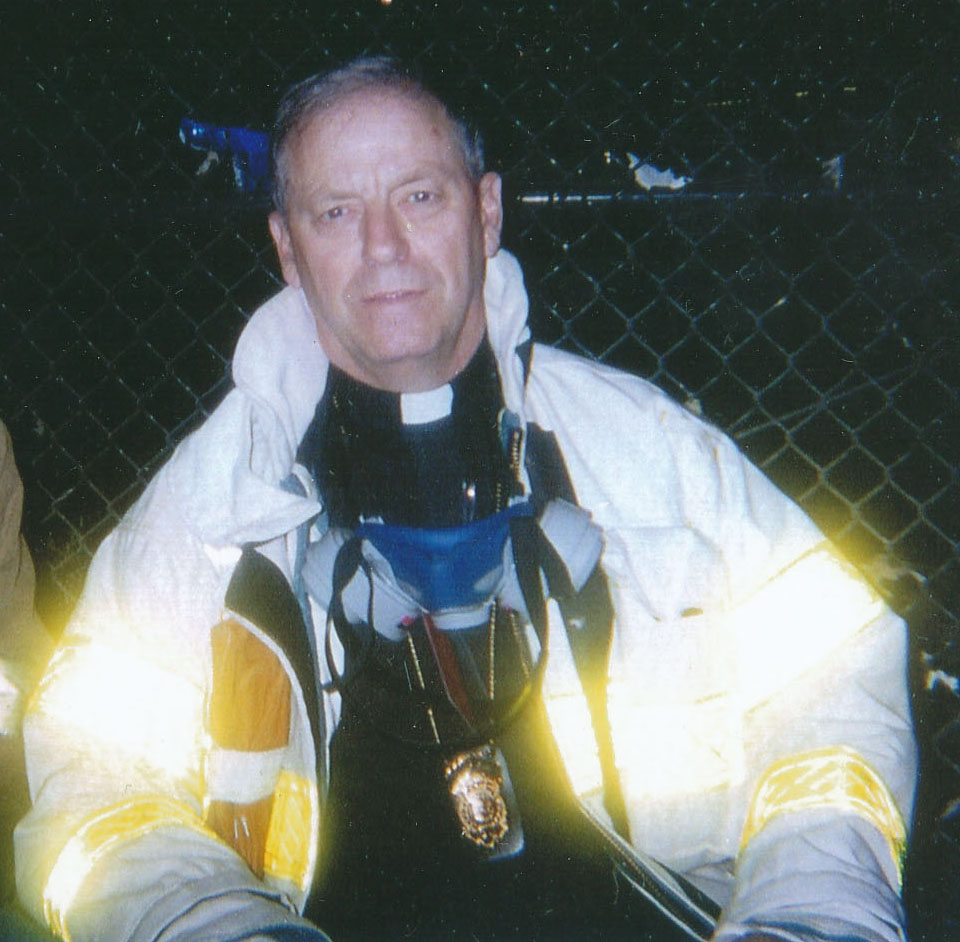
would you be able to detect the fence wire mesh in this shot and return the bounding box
[2,0,958,934]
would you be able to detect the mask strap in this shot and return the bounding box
[323,535,375,693]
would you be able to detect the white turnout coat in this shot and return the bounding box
[16,251,916,942]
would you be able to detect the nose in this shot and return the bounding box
[361,203,408,265]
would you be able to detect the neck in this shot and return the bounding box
[298,336,513,529]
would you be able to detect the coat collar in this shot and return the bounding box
[178,250,533,547]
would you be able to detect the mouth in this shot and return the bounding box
[361,288,425,305]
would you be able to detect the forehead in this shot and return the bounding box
[286,89,467,186]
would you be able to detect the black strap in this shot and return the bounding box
[323,535,375,693]
[523,400,720,939]
[225,547,325,786]
[523,422,632,841]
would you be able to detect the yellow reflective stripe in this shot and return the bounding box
[732,545,886,707]
[741,746,907,879]
[263,769,318,890]
[42,796,219,942]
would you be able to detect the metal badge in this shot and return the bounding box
[444,743,511,851]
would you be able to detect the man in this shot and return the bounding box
[16,58,916,942]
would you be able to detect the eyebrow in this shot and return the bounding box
[305,172,460,212]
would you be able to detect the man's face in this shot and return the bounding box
[269,89,503,392]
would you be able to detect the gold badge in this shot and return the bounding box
[444,744,509,849]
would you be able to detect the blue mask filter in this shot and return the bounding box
[355,502,535,612]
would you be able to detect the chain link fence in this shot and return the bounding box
[2,0,958,934]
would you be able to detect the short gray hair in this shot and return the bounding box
[271,56,486,216]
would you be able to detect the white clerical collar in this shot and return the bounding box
[399,384,454,425]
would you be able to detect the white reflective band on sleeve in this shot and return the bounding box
[731,545,885,707]
[541,599,604,799]
[43,796,220,942]
[204,745,285,804]
[30,641,204,779]
[606,688,743,798]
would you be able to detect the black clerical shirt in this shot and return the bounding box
[298,342,674,942]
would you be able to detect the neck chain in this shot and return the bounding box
[399,421,526,745]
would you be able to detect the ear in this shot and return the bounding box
[477,172,503,259]
[268,211,302,289]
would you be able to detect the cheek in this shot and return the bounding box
[429,227,482,284]
[304,253,349,299]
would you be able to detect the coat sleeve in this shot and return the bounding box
[686,416,916,942]
[0,419,52,737]
[664,410,915,942]
[525,351,917,942]
[712,606,913,942]
[1,419,54,908]
[14,415,326,942]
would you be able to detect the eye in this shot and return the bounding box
[322,205,347,221]
[408,189,436,204]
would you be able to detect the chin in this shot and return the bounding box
[367,324,446,359]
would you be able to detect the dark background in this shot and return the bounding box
[1,0,958,936]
